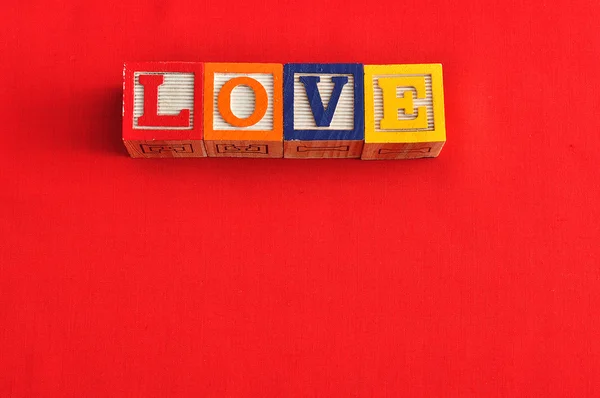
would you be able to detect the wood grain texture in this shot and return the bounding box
[123,140,207,158]
[361,142,444,160]
[284,140,363,159]
[204,140,283,158]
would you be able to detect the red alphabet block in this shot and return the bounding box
[122,62,206,158]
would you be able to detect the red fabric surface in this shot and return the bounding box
[1,1,599,396]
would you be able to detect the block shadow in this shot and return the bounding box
[86,87,128,156]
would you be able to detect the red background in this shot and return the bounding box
[1,1,599,396]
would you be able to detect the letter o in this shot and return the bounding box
[217,77,268,127]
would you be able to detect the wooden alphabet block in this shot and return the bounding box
[203,63,283,158]
[122,62,206,158]
[361,64,446,160]
[283,63,364,158]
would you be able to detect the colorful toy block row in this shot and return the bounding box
[122,62,446,159]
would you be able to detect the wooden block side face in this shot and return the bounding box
[361,142,444,160]
[124,140,207,158]
[284,140,363,159]
[364,64,446,145]
[203,63,283,142]
[283,63,364,142]
[122,62,204,145]
[204,140,283,158]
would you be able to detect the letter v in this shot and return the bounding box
[299,76,349,127]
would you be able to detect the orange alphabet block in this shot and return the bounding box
[203,63,284,158]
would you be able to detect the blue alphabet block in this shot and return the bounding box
[283,63,364,158]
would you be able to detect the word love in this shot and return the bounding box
[122,62,446,159]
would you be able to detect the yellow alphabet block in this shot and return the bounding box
[361,64,446,160]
